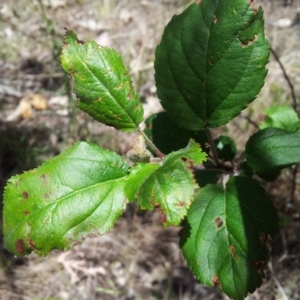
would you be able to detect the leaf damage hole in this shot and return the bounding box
[229,245,237,260]
[215,217,223,228]
[15,239,25,254]
[22,191,29,200]
[238,35,258,48]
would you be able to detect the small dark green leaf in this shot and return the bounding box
[145,112,208,155]
[61,29,143,132]
[3,142,129,256]
[125,140,207,226]
[155,1,269,130]
[214,135,237,162]
[245,128,300,181]
[259,105,300,132]
[180,176,279,300]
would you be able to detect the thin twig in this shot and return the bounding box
[241,115,259,129]
[205,128,221,166]
[139,128,164,159]
[270,47,298,116]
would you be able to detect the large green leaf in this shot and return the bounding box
[245,128,300,181]
[125,140,207,226]
[180,177,279,300]
[61,29,143,132]
[144,112,208,155]
[155,1,269,130]
[259,105,300,132]
[3,142,129,256]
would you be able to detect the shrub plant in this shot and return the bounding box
[3,1,300,299]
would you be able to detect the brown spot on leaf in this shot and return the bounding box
[24,211,30,216]
[212,275,220,287]
[230,245,237,260]
[22,191,29,200]
[15,239,25,254]
[213,15,218,23]
[26,236,36,249]
[44,193,49,199]
[215,217,223,228]
[196,0,202,4]
[178,201,187,207]
[41,174,47,185]
[239,35,257,48]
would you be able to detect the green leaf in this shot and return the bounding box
[214,135,237,162]
[61,29,143,132]
[125,140,207,226]
[3,142,129,256]
[155,1,269,130]
[245,128,300,181]
[180,176,279,300]
[145,112,208,155]
[259,105,300,132]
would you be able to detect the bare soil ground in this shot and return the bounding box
[1,0,300,299]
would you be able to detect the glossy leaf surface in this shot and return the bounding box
[155,0,269,130]
[61,29,143,132]
[245,128,300,180]
[180,177,279,300]
[3,142,129,256]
